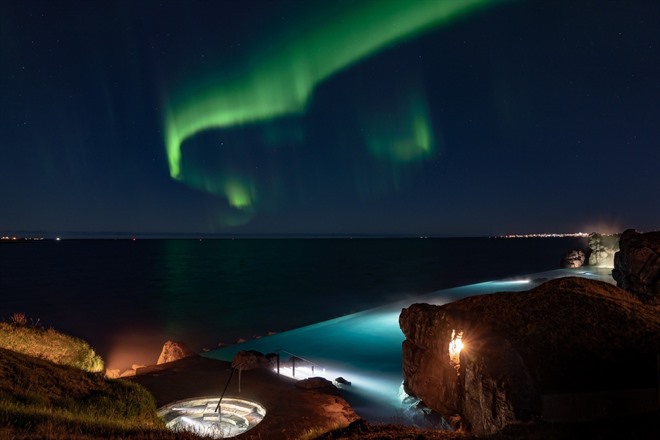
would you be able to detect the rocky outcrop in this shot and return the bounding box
[400,277,660,435]
[156,340,196,365]
[560,250,585,268]
[232,350,277,370]
[106,364,145,379]
[613,229,660,304]
[296,377,335,390]
[105,368,121,379]
[587,232,619,266]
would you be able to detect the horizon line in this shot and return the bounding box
[1,231,597,240]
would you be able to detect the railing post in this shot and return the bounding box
[238,367,242,393]
[273,350,324,380]
[215,363,241,414]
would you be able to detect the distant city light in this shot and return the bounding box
[1,236,45,241]
[497,232,589,238]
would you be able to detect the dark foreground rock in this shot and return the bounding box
[315,418,464,439]
[613,229,660,304]
[314,414,660,440]
[400,277,660,436]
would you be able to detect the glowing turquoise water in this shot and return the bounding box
[204,267,614,424]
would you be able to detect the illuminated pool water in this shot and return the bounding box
[205,268,614,424]
[158,397,266,438]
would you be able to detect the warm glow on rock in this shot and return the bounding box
[448,329,464,367]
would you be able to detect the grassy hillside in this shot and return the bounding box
[0,313,103,372]
[0,347,214,439]
[0,315,204,439]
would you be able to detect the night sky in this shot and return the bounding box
[2,0,659,237]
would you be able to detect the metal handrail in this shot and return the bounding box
[215,363,242,413]
[274,349,324,378]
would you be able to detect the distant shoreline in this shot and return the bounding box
[2,233,590,240]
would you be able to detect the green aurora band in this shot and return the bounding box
[164,0,499,211]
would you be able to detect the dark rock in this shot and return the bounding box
[156,340,196,365]
[613,229,660,304]
[399,277,660,435]
[588,232,620,266]
[232,350,276,370]
[335,377,351,386]
[405,400,452,430]
[561,249,585,268]
[295,377,336,390]
[446,414,466,432]
[314,419,370,439]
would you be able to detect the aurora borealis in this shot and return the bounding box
[1,0,659,236]
[164,0,494,212]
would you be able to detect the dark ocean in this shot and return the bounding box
[1,237,586,369]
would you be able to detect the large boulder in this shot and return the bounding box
[295,377,335,390]
[156,340,196,365]
[400,277,660,436]
[587,232,619,266]
[613,229,660,304]
[232,350,277,370]
[560,249,585,268]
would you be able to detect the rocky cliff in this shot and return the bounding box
[587,232,620,266]
[613,229,660,304]
[399,277,660,435]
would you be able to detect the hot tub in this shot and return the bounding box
[158,396,266,438]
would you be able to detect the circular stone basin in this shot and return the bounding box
[157,396,266,438]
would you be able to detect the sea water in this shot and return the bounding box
[1,237,586,370]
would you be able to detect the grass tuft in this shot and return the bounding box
[9,312,28,327]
